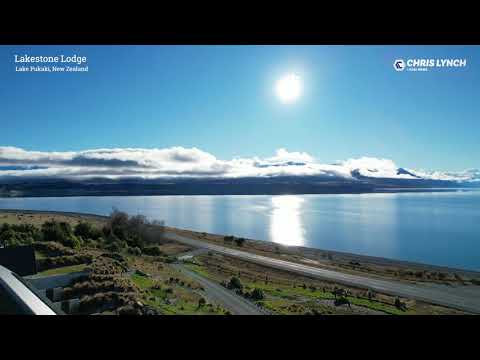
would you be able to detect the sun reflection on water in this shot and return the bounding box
[269,195,305,246]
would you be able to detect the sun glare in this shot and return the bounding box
[275,73,302,103]
[269,195,305,246]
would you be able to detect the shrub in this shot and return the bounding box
[33,241,75,257]
[0,229,30,247]
[198,297,206,308]
[414,271,424,278]
[106,232,120,244]
[41,220,81,249]
[128,246,142,256]
[105,242,122,253]
[394,297,407,311]
[227,276,243,290]
[103,209,166,249]
[234,238,245,247]
[63,235,82,249]
[250,288,265,301]
[142,246,163,256]
[162,256,176,264]
[223,235,234,243]
[334,296,351,307]
[74,221,102,240]
[0,223,41,247]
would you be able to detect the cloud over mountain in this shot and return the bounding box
[0,146,477,183]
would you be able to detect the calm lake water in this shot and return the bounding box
[1,191,479,271]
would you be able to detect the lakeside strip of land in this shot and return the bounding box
[1,208,478,279]
[0,187,474,198]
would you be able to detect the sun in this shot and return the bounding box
[275,73,302,103]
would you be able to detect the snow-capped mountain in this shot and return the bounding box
[0,147,478,197]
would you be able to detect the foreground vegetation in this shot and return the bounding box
[0,210,224,315]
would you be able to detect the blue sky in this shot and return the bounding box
[0,45,478,172]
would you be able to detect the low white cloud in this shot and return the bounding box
[342,157,408,179]
[0,146,477,182]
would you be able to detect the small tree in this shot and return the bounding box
[128,246,142,256]
[74,221,101,240]
[142,246,163,256]
[394,297,406,311]
[228,276,243,290]
[198,297,206,308]
[41,220,81,249]
[250,288,265,301]
[234,237,245,247]
[223,235,234,243]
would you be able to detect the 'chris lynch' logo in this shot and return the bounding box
[393,58,467,72]
[393,59,405,71]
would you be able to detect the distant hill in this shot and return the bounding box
[0,174,477,197]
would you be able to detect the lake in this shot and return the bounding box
[0,191,479,271]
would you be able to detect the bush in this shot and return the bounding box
[105,242,122,253]
[33,241,75,257]
[234,238,245,247]
[250,288,265,301]
[63,235,82,249]
[102,209,166,249]
[334,296,351,307]
[198,297,206,308]
[0,229,31,247]
[163,256,176,264]
[41,220,81,249]
[74,221,102,240]
[414,271,424,278]
[227,276,243,290]
[105,232,120,244]
[128,246,142,256]
[0,223,41,247]
[223,235,234,243]
[394,297,407,311]
[471,278,480,286]
[142,246,163,256]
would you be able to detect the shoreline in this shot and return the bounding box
[1,208,479,278]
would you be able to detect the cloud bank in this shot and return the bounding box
[0,146,477,182]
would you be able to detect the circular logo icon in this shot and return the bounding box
[394,59,405,71]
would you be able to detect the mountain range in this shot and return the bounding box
[0,146,478,197]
